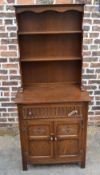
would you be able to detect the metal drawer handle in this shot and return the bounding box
[28,111,32,115]
[68,110,78,117]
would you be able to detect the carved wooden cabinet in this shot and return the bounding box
[15,4,90,170]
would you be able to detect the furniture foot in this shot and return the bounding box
[80,161,85,168]
[22,162,27,171]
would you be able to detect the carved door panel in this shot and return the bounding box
[27,121,53,160]
[54,120,82,158]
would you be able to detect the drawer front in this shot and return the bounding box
[22,103,83,119]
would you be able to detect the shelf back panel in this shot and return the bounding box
[19,34,82,60]
[17,10,83,32]
[21,61,81,85]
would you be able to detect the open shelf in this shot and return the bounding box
[21,60,81,85]
[17,10,82,32]
[19,34,82,60]
[18,31,82,35]
[20,57,81,62]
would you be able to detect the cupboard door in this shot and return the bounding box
[27,121,53,160]
[54,120,82,158]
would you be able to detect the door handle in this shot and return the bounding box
[50,136,53,141]
[54,136,57,141]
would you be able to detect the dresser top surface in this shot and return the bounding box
[15,83,90,104]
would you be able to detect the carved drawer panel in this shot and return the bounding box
[57,124,79,135]
[28,125,50,136]
[22,103,83,119]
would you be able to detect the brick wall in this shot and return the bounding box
[0,0,100,126]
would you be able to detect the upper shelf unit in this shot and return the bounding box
[19,33,82,61]
[17,10,83,33]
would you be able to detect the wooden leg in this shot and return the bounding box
[22,159,27,171]
[80,160,85,168]
[22,153,28,171]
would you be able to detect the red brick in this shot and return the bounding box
[2,64,18,69]
[0,46,7,50]
[98,74,100,79]
[83,51,91,57]
[9,58,19,62]
[90,33,99,38]
[55,0,73,3]
[0,33,8,38]
[9,70,18,74]
[92,26,100,31]
[9,45,17,50]
[8,108,17,112]
[17,0,33,4]
[85,6,97,11]
[96,96,100,100]
[12,87,18,91]
[5,19,13,25]
[0,19,3,25]
[1,51,17,57]
[10,76,20,80]
[11,92,17,96]
[8,118,15,122]
[89,116,100,120]
[4,92,10,96]
[83,39,93,44]
[1,39,17,44]
[0,12,15,18]
[0,58,7,62]
[0,108,6,112]
[0,26,5,32]
[10,32,17,37]
[0,0,3,5]
[92,52,100,56]
[83,33,88,38]
[2,81,18,86]
[90,45,98,50]
[95,111,100,115]
[6,5,15,11]
[0,118,7,122]
[2,103,16,107]
[0,76,8,80]
[0,69,7,74]
[84,19,92,25]
[94,39,100,44]
[7,0,16,3]
[76,0,91,3]
[0,5,4,10]
[7,26,17,31]
[83,63,89,68]
[0,98,9,102]
[93,19,100,24]
[11,113,18,117]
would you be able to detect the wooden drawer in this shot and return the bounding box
[22,103,83,119]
